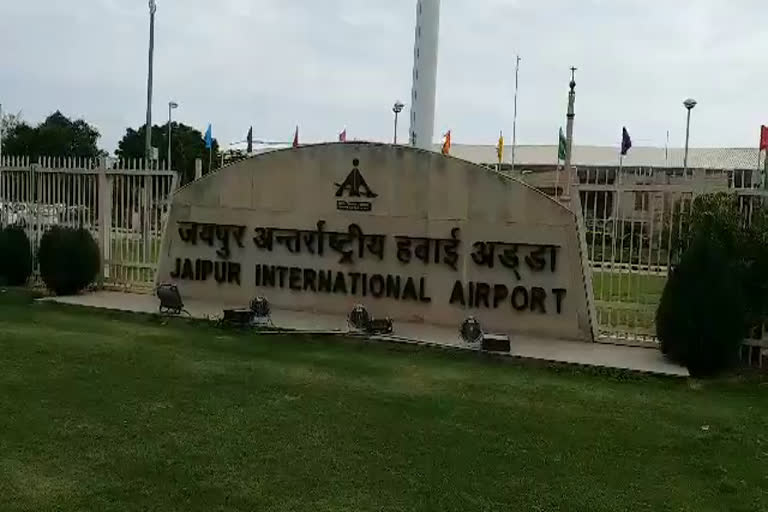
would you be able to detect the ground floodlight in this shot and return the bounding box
[460,316,483,344]
[348,304,371,331]
[250,296,271,318]
[249,296,273,327]
[157,283,184,315]
[368,317,394,335]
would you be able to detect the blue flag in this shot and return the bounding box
[204,124,212,149]
[621,127,632,156]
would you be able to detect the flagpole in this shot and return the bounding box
[497,130,503,173]
[757,126,764,188]
[554,158,561,201]
[511,55,521,174]
[208,147,212,174]
[564,67,577,199]
[613,153,624,249]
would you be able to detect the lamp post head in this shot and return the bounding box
[149,0,157,14]
[569,66,577,93]
[393,101,405,114]
[683,98,697,110]
[169,101,178,109]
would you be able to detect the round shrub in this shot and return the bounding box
[38,226,100,296]
[0,226,33,286]
[656,234,745,377]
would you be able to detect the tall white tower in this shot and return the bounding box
[408,0,441,151]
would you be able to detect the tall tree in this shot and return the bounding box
[1,110,23,142]
[2,111,103,160]
[116,123,219,184]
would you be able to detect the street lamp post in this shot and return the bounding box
[683,98,697,178]
[564,67,577,198]
[145,0,157,167]
[167,101,178,171]
[392,101,405,144]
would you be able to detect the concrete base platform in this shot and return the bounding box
[42,291,689,377]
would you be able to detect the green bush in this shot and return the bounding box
[740,208,768,329]
[656,234,745,376]
[0,226,33,286]
[655,192,768,376]
[38,226,100,296]
[682,193,743,255]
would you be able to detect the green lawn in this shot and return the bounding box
[1,292,767,511]
[592,271,668,336]
[592,271,667,305]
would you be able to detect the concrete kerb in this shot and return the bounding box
[36,293,689,378]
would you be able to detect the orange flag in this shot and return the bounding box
[442,130,451,155]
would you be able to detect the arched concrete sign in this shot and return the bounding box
[157,143,594,341]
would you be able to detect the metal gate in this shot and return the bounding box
[573,166,767,347]
[0,156,177,290]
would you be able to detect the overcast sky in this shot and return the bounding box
[1,0,766,153]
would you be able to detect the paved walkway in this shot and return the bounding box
[43,291,689,377]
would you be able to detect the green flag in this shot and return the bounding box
[558,127,567,161]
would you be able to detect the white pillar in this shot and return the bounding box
[408,0,440,151]
[97,157,112,284]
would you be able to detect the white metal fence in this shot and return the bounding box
[0,156,177,290]
[572,166,768,356]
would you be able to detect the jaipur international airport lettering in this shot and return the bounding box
[170,220,568,314]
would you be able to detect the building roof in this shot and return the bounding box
[441,144,761,171]
[226,141,760,171]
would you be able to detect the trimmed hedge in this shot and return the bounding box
[38,226,100,296]
[0,226,33,286]
[656,192,768,376]
[656,234,744,377]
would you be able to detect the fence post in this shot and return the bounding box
[31,163,40,276]
[142,173,151,263]
[97,157,112,286]
[571,185,600,342]
[0,155,4,227]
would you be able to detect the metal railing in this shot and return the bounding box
[572,166,768,349]
[0,156,177,290]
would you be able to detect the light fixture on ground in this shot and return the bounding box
[221,297,273,328]
[249,296,272,327]
[156,283,184,315]
[348,304,371,331]
[683,98,697,177]
[167,101,178,171]
[459,316,483,344]
[392,101,405,144]
[348,305,394,335]
[367,317,394,335]
[222,308,254,327]
[459,317,510,352]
